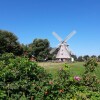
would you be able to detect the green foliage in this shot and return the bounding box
[77,56,84,62]
[83,58,100,91]
[56,60,100,99]
[0,53,15,62]
[21,44,33,58]
[98,55,100,62]
[0,30,23,55]
[72,90,100,100]
[29,38,50,61]
[84,58,98,73]
[83,55,90,61]
[0,53,52,99]
[0,53,100,99]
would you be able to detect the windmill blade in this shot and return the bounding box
[52,32,62,42]
[50,43,61,54]
[50,48,57,54]
[64,30,76,42]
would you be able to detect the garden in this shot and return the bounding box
[0,53,100,100]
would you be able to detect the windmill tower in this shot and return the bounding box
[50,30,76,62]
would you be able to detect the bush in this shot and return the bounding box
[0,53,52,99]
[83,58,100,91]
[0,53,100,99]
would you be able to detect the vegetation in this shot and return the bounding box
[28,38,50,61]
[0,29,100,99]
[1,29,100,62]
[0,53,52,99]
[0,53,100,99]
[0,30,23,55]
[38,62,100,79]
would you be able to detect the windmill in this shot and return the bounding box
[50,30,76,62]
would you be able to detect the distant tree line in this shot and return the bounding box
[0,29,100,62]
[74,55,100,62]
[0,30,52,61]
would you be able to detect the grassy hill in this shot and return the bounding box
[38,62,100,79]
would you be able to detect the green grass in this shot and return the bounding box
[38,62,100,79]
[95,63,100,79]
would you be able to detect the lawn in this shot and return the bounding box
[38,62,100,79]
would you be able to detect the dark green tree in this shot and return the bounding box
[77,56,84,62]
[83,55,90,61]
[98,55,100,62]
[91,55,97,58]
[21,44,33,57]
[30,38,50,61]
[0,30,23,55]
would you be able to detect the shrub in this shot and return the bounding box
[0,53,100,99]
[0,53,52,99]
[82,58,100,91]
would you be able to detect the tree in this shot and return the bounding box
[83,55,90,61]
[0,30,23,55]
[30,38,50,61]
[21,44,32,57]
[97,55,100,62]
[77,56,84,62]
[91,55,97,58]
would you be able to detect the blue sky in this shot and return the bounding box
[0,0,100,56]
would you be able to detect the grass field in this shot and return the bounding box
[38,62,100,79]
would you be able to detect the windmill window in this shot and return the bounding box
[62,50,63,51]
[61,53,63,55]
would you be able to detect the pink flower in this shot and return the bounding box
[74,76,81,81]
[45,91,48,95]
[59,89,64,93]
[49,81,53,85]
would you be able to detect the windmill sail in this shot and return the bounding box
[52,32,62,42]
[50,48,57,54]
[64,30,76,42]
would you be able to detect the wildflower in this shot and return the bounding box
[45,91,48,95]
[74,76,81,81]
[59,89,64,93]
[49,81,53,85]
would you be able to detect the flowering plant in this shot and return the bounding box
[74,76,81,81]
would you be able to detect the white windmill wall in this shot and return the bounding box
[56,44,71,59]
